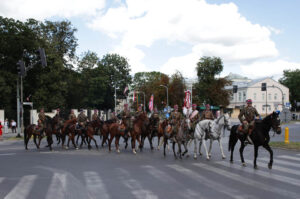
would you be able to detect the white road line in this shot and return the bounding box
[0,153,16,156]
[116,168,159,199]
[4,175,37,199]
[245,160,300,177]
[193,163,300,199]
[142,165,206,199]
[278,155,300,162]
[0,177,5,183]
[167,164,258,199]
[216,161,300,187]
[45,173,66,199]
[84,171,110,199]
[259,157,300,168]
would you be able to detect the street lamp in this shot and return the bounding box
[159,85,168,110]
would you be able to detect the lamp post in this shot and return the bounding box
[159,85,168,110]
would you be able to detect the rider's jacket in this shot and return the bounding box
[170,111,182,125]
[77,112,88,126]
[200,110,214,120]
[238,106,259,123]
[92,113,98,121]
[69,113,76,120]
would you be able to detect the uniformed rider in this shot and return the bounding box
[37,108,46,134]
[150,107,160,130]
[92,109,98,121]
[77,109,88,130]
[238,99,260,144]
[135,105,143,118]
[119,104,133,136]
[189,104,200,133]
[68,109,77,120]
[200,104,215,120]
[169,105,182,136]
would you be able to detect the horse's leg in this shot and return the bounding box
[157,136,160,150]
[218,138,226,159]
[108,134,114,152]
[253,145,259,169]
[202,138,209,160]
[131,134,137,154]
[148,134,154,150]
[89,133,98,150]
[208,139,213,157]
[137,135,142,151]
[199,138,202,156]
[178,142,182,159]
[263,144,273,169]
[38,135,43,149]
[76,133,80,145]
[193,138,198,159]
[229,135,238,163]
[47,135,53,151]
[172,141,177,159]
[115,135,120,153]
[139,135,145,151]
[239,142,246,166]
[124,136,128,149]
[163,138,167,157]
[182,141,188,157]
[33,134,39,149]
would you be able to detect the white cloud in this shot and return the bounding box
[0,0,106,20]
[89,0,281,77]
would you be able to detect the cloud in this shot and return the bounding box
[89,0,281,77]
[0,0,106,20]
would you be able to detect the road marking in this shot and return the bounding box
[278,155,300,162]
[259,157,300,169]
[167,164,258,199]
[193,163,300,199]
[4,175,37,199]
[0,177,5,183]
[216,161,300,187]
[45,173,66,199]
[84,171,110,199]
[142,165,205,199]
[0,153,16,156]
[116,168,159,199]
[245,160,300,177]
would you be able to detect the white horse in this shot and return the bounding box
[193,113,231,160]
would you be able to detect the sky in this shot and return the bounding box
[1,0,299,79]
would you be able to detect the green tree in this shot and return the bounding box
[169,71,186,109]
[279,69,300,111]
[193,56,231,107]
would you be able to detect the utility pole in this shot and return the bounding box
[20,76,24,137]
[16,78,20,137]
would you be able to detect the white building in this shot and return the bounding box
[225,73,289,117]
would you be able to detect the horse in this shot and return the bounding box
[99,118,116,147]
[171,119,191,159]
[61,118,78,149]
[140,116,156,151]
[193,113,231,160]
[108,120,127,153]
[24,124,43,150]
[156,119,168,150]
[130,113,149,154]
[228,111,281,169]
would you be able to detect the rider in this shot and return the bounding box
[150,107,160,132]
[55,108,61,118]
[189,104,200,135]
[68,109,77,120]
[135,105,144,118]
[119,104,133,136]
[169,104,182,136]
[37,108,46,134]
[77,109,88,130]
[238,99,260,145]
[200,104,215,120]
[92,109,98,121]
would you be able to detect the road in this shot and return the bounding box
[0,128,300,199]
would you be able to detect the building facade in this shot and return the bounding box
[225,73,289,117]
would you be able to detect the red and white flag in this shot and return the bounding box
[123,86,129,95]
[133,91,136,102]
[148,94,154,112]
[184,90,191,108]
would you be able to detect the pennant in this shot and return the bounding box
[148,94,154,112]
[184,90,191,108]
[123,86,129,95]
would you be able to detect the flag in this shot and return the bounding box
[184,90,191,108]
[123,86,129,95]
[148,94,154,112]
[133,91,136,102]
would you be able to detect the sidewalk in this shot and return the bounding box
[0,129,23,141]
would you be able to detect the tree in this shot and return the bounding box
[169,71,186,109]
[279,69,300,111]
[193,56,232,107]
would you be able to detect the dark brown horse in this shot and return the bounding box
[24,124,43,150]
[61,118,78,149]
[130,113,149,154]
[108,121,127,153]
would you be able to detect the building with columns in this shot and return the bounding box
[225,73,289,117]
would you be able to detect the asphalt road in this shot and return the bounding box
[0,127,300,199]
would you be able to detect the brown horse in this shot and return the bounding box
[61,118,78,149]
[156,119,168,150]
[98,118,116,147]
[108,121,127,153]
[130,113,149,154]
[24,124,43,150]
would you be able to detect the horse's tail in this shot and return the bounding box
[228,125,238,152]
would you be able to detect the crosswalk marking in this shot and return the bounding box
[244,160,300,177]
[167,164,258,199]
[192,163,300,199]
[116,168,159,199]
[84,171,110,199]
[4,175,37,199]
[45,173,66,199]
[0,177,5,184]
[0,153,16,156]
[278,155,300,162]
[216,161,300,187]
[259,157,300,168]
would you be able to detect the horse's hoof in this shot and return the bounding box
[230,160,233,163]
[117,149,120,153]
[222,156,226,159]
[242,162,246,167]
[206,157,210,160]
[76,147,79,150]
[199,153,202,156]
[254,165,258,170]
[133,150,137,154]
[194,155,197,160]
[268,164,272,170]
[65,146,69,150]
[208,154,211,157]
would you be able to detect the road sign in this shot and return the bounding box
[285,102,291,108]
[23,102,33,107]
[280,108,292,123]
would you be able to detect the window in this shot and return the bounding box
[262,93,265,100]
[254,93,257,100]
[238,92,242,102]
[268,93,271,100]
[243,91,246,101]
[268,106,271,111]
[274,93,277,100]
[262,106,265,111]
[283,94,286,101]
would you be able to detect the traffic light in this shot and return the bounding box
[233,85,238,93]
[261,83,267,91]
[17,60,26,77]
[38,48,47,67]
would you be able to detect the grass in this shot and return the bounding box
[270,142,300,151]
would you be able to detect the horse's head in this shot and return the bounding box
[216,114,231,131]
[185,118,191,130]
[270,111,281,134]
